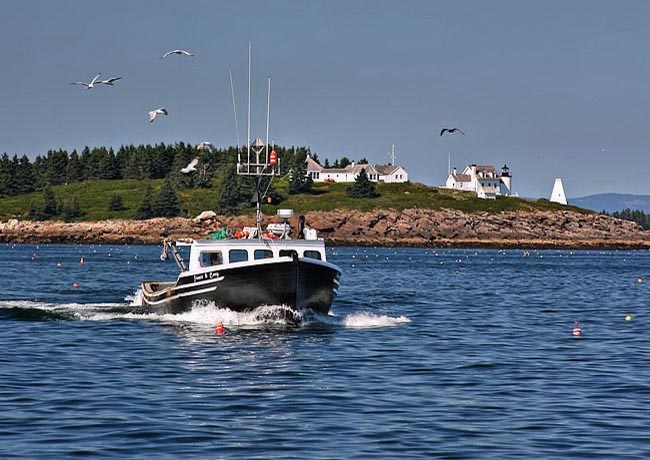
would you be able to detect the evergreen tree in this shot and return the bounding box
[66,150,83,183]
[216,163,241,215]
[346,168,379,198]
[15,155,36,195]
[339,156,352,168]
[108,194,124,211]
[29,184,58,220]
[288,150,313,194]
[46,149,69,185]
[61,197,82,221]
[134,184,155,220]
[153,179,181,217]
[0,153,13,197]
[42,184,58,218]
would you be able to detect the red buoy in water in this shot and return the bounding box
[269,150,278,166]
[572,321,582,336]
[215,322,224,335]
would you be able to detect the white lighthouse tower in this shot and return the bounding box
[550,178,568,205]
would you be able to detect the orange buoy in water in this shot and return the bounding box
[572,321,582,336]
[269,150,278,166]
[215,322,224,335]
[80,257,85,264]
[72,282,79,288]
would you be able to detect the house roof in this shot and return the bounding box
[374,164,400,175]
[345,164,379,174]
[306,156,322,172]
[452,174,472,182]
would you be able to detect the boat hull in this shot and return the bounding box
[140,258,340,316]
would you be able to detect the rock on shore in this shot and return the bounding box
[0,208,648,249]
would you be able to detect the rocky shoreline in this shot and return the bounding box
[1,208,649,249]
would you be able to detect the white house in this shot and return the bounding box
[445,164,512,199]
[306,155,408,183]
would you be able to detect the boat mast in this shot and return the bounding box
[236,43,280,239]
[246,42,252,174]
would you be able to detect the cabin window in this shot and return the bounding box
[279,249,298,259]
[229,249,248,263]
[201,251,223,267]
[303,250,322,260]
[254,249,274,260]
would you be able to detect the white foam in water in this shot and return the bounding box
[340,311,411,328]
[0,299,410,329]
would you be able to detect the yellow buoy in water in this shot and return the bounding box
[626,315,632,321]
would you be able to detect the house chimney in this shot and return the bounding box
[452,167,457,175]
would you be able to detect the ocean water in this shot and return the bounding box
[1,243,650,459]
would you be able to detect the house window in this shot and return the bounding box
[228,249,248,263]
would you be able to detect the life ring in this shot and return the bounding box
[263,232,279,239]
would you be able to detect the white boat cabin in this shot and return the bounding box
[181,239,329,273]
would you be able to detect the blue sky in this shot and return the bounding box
[1,0,650,198]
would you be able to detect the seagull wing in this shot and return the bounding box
[71,82,88,86]
[159,108,168,115]
[440,128,447,136]
[106,77,122,84]
[149,111,157,123]
[160,51,173,59]
[179,49,194,56]
[189,158,199,168]
[456,129,466,135]
[90,74,101,85]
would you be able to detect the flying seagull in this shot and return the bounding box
[196,141,213,150]
[97,76,122,86]
[70,73,102,90]
[160,49,195,59]
[149,107,168,123]
[440,128,465,136]
[181,158,199,174]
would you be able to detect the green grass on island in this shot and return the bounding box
[0,178,590,222]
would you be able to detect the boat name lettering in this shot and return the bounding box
[194,271,219,283]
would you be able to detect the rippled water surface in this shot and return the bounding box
[1,244,650,458]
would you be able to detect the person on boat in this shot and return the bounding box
[298,215,306,239]
[209,252,223,266]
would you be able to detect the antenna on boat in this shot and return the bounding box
[265,77,271,167]
[229,69,241,163]
[246,41,252,174]
[236,43,280,239]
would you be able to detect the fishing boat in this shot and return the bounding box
[139,220,341,316]
[137,47,342,317]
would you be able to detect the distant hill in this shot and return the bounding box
[571,194,650,213]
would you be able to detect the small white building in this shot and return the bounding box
[306,155,408,183]
[445,164,512,199]
[550,178,568,205]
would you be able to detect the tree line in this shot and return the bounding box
[604,208,650,230]
[0,143,339,220]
